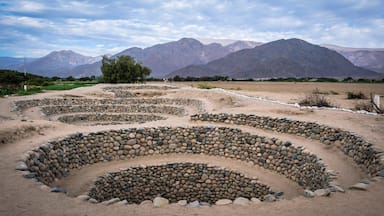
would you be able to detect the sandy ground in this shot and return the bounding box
[0,82,383,216]
[178,81,384,110]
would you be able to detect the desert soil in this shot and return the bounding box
[0,82,383,216]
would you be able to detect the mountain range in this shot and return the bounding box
[169,38,377,78]
[70,38,260,78]
[0,57,36,71]
[0,51,100,77]
[321,44,384,74]
[0,38,382,78]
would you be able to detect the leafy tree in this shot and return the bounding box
[64,76,76,81]
[0,69,46,86]
[101,55,151,83]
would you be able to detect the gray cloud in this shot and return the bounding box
[0,0,383,57]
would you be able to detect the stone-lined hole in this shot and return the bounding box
[23,127,330,191]
[103,85,179,98]
[88,162,274,204]
[57,113,166,125]
[40,105,186,116]
[13,98,205,115]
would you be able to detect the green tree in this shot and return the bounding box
[101,55,151,83]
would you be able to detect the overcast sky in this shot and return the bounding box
[1,0,383,57]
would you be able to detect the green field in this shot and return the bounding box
[1,81,97,96]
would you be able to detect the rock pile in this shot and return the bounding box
[23,126,330,190]
[88,163,273,204]
[191,113,383,177]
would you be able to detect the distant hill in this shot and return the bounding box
[0,57,36,70]
[338,50,384,73]
[322,44,384,73]
[167,38,378,79]
[70,61,102,77]
[19,50,100,77]
[0,69,45,86]
[225,40,262,52]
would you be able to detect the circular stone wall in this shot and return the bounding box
[40,104,186,116]
[104,85,178,98]
[13,98,205,116]
[88,163,273,204]
[23,127,330,190]
[191,113,384,177]
[14,98,202,110]
[57,114,166,125]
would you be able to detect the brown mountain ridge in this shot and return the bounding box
[167,38,378,79]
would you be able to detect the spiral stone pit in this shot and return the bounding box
[24,127,330,190]
[40,104,186,116]
[103,85,178,98]
[57,113,166,125]
[7,84,383,214]
[88,163,273,204]
[13,97,204,125]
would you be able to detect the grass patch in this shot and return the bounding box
[197,83,217,89]
[0,81,97,97]
[0,88,16,96]
[299,94,333,107]
[347,91,366,99]
[16,87,43,96]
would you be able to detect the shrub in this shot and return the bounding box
[347,91,366,99]
[0,88,16,97]
[354,101,373,112]
[299,94,333,107]
[329,90,339,95]
[312,88,339,95]
[16,87,43,96]
[197,83,216,89]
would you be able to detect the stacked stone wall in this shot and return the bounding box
[104,85,178,98]
[89,163,272,204]
[57,114,166,125]
[191,113,383,177]
[40,105,185,116]
[24,127,330,191]
[13,98,205,114]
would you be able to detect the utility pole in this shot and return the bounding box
[24,57,27,91]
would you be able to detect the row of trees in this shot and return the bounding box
[101,55,151,83]
[0,69,47,86]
